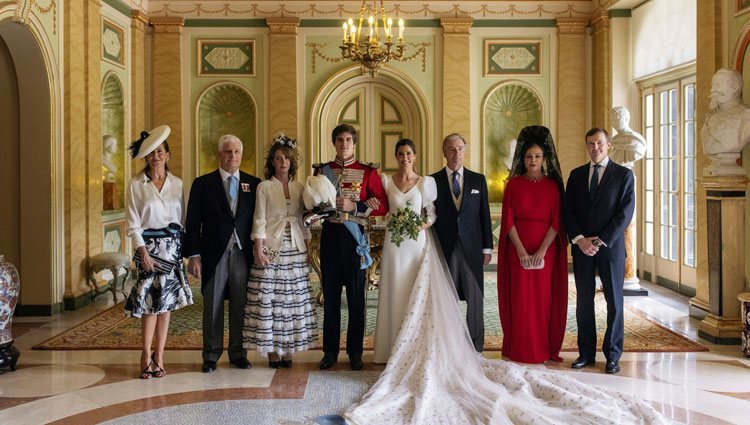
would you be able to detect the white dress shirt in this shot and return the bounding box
[251,177,311,252]
[126,171,184,249]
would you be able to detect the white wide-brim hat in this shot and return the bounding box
[131,125,171,159]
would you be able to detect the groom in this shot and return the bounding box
[431,133,493,352]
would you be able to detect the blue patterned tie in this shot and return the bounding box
[451,171,461,198]
[228,175,238,203]
[589,164,600,202]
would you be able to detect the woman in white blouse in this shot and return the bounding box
[124,126,193,379]
[243,135,318,368]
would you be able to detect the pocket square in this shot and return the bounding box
[471,189,480,194]
[241,183,251,192]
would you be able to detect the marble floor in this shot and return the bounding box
[1,280,749,425]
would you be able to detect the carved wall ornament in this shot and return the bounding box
[198,40,255,76]
[306,42,431,74]
[13,0,57,34]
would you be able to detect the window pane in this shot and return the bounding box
[685,158,694,193]
[685,193,694,229]
[646,190,654,221]
[646,94,654,127]
[661,126,669,157]
[670,193,678,226]
[646,223,654,255]
[646,127,654,159]
[670,226,678,261]
[685,122,694,156]
[660,159,669,191]
[646,159,654,191]
[670,124,678,156]
[684,229,695,267]
[661,192,669,223]
[670,158,678,192]
[670,89,678,123]
[661,225,669,259]
[660,91,669,122]
[685,84,695,121]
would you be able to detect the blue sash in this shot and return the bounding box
[319,164,372,269]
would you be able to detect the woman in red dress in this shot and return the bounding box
[498,125,568,364]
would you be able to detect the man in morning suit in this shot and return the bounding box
[184,134,261,373]
[563,128,635,374]
[430,133,493,352]
[316,124,388,371]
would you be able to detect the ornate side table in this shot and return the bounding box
[88,252,131,303]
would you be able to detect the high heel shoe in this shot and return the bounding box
[268,353,281,369]
[281,355,292,368]
[140,352,153,379]
[151,353,166,378]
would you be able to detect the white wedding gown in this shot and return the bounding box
[372,175,437,364]
[345,230,672,424]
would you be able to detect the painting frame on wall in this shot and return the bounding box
[483,39,541,76]
[101,19,125,68]
[198,39,256,77]
[103,220,126,253]
[737,0,750,15]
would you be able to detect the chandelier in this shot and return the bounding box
[340,0,405,77]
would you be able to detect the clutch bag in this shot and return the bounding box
[261,246,280,264]
[133,250,175,274]
[522,259,545,270]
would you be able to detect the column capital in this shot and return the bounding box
[130,9,148,25]
[440,17,473,34]
[267,17,301,34]
[555,18,589,34]
[150,17,184,33]
[591,13,609,34]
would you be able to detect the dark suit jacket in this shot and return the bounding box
[430,168,493,287]
[563,160,635,261]
[184,169,261,290]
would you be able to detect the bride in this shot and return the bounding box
[344,143,671,424]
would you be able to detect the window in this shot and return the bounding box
[640,74,696,284]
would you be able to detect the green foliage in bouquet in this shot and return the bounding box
[387,200,427,247]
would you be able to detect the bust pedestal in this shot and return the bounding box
[694,175,748,344]
[103,180,120,210]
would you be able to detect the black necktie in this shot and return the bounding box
[589,164,600,202]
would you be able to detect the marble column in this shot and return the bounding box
[555,18,589,178]
[130,10,150,156]
[150,17,184,177]
[590,13,611,129]
[267,17,300,140]
[698,176,747,344]
[690,0,723,320]
[440,18,472,148]
[63,0,103,307]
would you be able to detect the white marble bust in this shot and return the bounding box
[610,106,647,169]
[102,135,118,181]
[701,68,750,176]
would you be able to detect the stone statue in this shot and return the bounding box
[102,135,118,181]
[610,106,647,169]
[701,68,750,176]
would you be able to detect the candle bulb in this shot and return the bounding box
[386,18,393,41]
[398,19,404,41]
[368,16,374,42]
[343,22,348,43]
[349,18,356,43]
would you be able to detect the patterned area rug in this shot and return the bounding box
[33,275,707,352]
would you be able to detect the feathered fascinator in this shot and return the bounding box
[129,125,171,159]
[271,133,297,150]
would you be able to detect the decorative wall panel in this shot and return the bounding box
[484,39,541,76]
[198,40,255,76]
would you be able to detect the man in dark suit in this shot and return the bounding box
[563,128,635,374]
[430,133,493,352]
[184,134,261,373]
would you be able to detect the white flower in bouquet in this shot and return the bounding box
[387,200,427,247]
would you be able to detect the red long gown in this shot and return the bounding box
[497,176,568,363]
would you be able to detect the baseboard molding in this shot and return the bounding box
[698,330,741,345]
[15,303,64,316]
[63,283,112,311]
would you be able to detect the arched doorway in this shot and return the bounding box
[309,67,430,174]
[0,18,60,313]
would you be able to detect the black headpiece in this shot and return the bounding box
[128,131,150,159]
[509,125,564,195]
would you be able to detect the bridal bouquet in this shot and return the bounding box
[387,201,427,247]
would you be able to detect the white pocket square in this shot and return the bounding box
[471,189,480,194]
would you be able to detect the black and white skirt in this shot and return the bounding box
[243,227,318,356]
[124,225,193,318]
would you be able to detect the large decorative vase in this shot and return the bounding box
[0,255,21,371]
[739,293,750,358]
